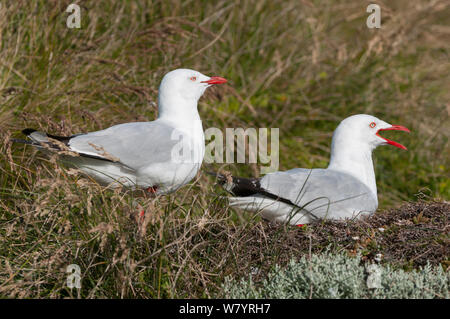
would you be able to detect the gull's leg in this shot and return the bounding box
[131,199,144,223]
[130,186,157,226]
[146,186,158,193]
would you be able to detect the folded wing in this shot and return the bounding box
[260,168,378,218]
[68,121,181,170]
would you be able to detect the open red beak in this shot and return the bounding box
[201,76,227,85]
[376,125,410,150]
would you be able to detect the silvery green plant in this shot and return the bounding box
[222,251,449,299]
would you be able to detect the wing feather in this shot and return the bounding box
[259,168,378,218]
[68,120,181,170]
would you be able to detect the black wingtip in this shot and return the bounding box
[207,171,263,197]
[22,128,37,136]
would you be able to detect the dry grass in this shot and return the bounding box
[0,0,449,298]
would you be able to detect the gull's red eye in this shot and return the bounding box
[369,122,376,128]
[190,76,197,81]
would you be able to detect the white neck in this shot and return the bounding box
[156,92,205,164]
[157,93,202,126]
[327,139,378,199]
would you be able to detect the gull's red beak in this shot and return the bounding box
[376,125,410,150]
[201,76,227,85]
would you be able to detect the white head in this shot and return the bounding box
[158,69,227,121]
[328,114,410,198]
[331,114,410,152]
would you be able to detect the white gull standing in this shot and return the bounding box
[211,114,410,225]
[15,69,227,194]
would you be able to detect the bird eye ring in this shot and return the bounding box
[369,122,376,128]
[190,76,197,81]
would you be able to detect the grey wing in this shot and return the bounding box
[68,121,180,170]
[260,168,377,218]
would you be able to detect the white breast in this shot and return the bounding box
[136,121,205,193]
